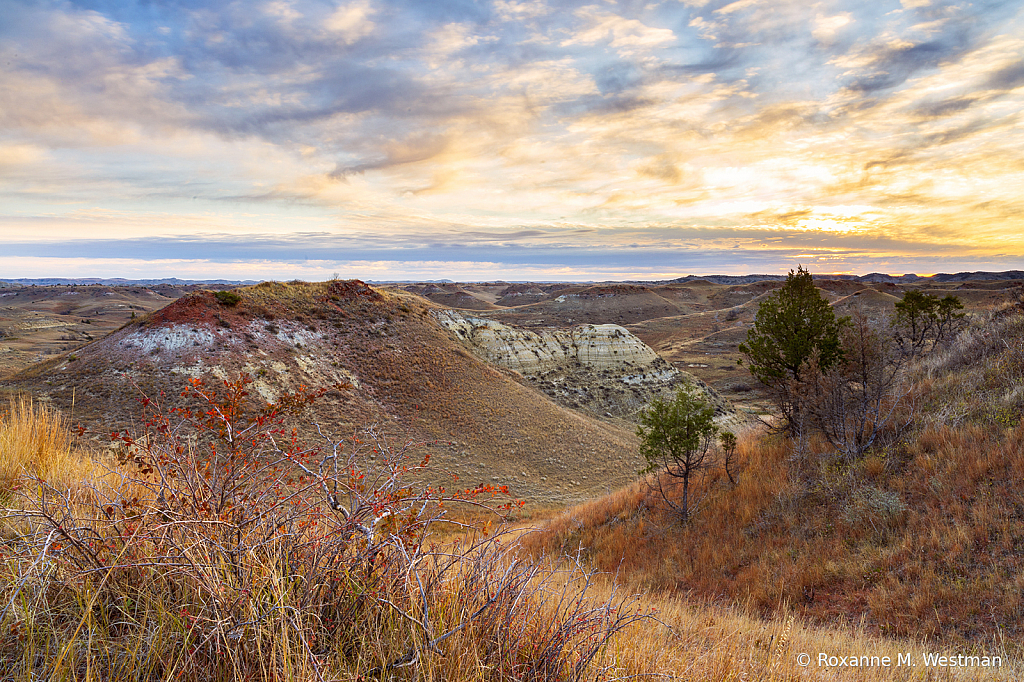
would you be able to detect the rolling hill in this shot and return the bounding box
[483,283,684,327]
[2,280,661,504]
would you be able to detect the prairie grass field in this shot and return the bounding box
[1,283,1022,680]
[1,378,1022,680]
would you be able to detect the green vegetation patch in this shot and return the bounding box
[214,290,242,306]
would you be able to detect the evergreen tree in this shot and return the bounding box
[893,290,965,357]
[638,388,718,522]
[739,265,846,435]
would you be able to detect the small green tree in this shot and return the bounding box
[739,265,846,435]
[638,388,718,521]
[893,290,965,357]
[720,431,739,485]
[215,289,242,306]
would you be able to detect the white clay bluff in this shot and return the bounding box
[432,309,743,426]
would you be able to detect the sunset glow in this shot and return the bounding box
[2,0,1023,280]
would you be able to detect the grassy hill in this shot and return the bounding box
[2,362,1020,680]
[2,278,1023,680]
[524,305,1024,650]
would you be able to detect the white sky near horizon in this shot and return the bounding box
[1,0,1023,281]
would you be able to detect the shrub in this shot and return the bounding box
[720,431,739,485]
[0,376,649,680]
[214,290,242,306]
[803,311,914,461]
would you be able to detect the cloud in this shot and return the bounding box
[812,13,852,43]
[0,0,1022,278]
[325,0,377,44]
[844,39,966,95]
[329,133,452,178]
[562,7,676,56]
[986,60,1024,89]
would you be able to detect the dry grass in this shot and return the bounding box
[0,397,79,495]
[0,381,652,681]
[588,583,1018,681]
[524,315,1024,655]
[2,374,1022,680]
[0,396,154,516]
[912,308,1024,427]
[525,420,1024,648]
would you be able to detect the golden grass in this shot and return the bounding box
[589,581,1019,681]
[524,417,1024,648]
[0,396,154,526]
[0,397,77,494]
[1,392,1022,680]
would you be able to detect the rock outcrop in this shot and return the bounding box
[434,310,661,373]
[433,310,737,423]
[494,284,549,307]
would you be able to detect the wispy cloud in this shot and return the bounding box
[1,0,1022,278]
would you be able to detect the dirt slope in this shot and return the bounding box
[401,283,500,310]
[0,285,188,377]
[3,281,641,504]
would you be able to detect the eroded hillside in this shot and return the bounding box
[0,283,244,378]
[433,310,743,427]
[2,281,646,503]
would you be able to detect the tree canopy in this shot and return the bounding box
[637,388,718,521]
[739,266,846,434]
[893,290,965,357]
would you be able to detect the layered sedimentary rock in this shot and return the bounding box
[433,310,661,372]
[433,310,733,421]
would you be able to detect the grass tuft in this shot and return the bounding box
[0,397,76,496]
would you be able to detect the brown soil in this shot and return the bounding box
[0,284,212,378]
[483,284,684,327]
[402,283,500,310]
[2,281,641,506]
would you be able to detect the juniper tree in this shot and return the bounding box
[638,388,718,522]
[893,290,965,357]
[739,265,846,436]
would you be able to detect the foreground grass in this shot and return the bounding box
[4,391,1021,680]
[1,383,653,681]
[589,584,1018,681]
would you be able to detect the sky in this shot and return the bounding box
[1,0,1023,281]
